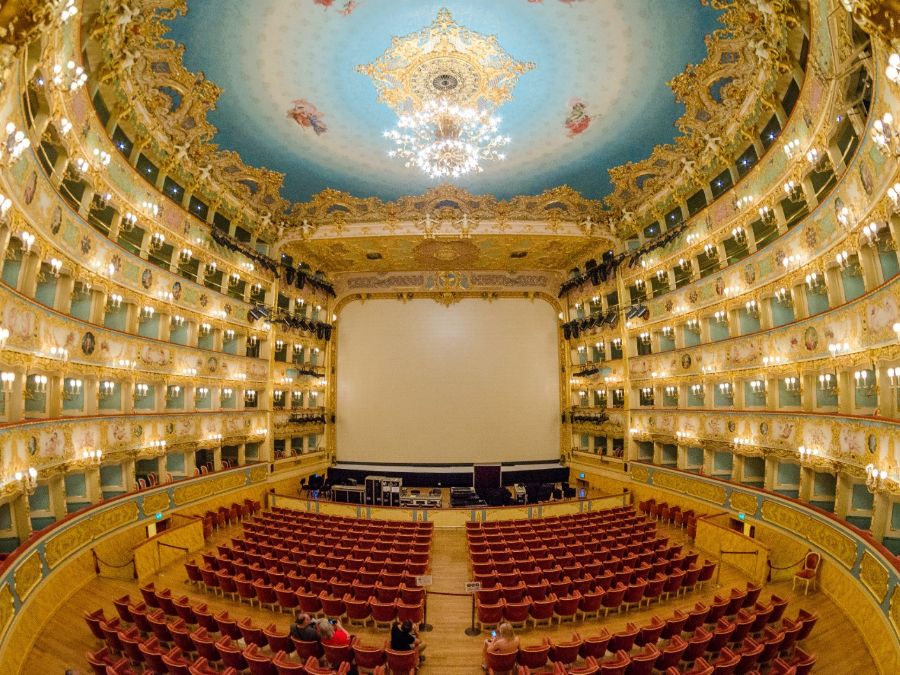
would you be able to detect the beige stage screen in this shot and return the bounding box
[336,298,561,465]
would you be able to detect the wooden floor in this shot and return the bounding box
[25,520,873,673]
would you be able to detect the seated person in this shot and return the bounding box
[290,613,320,642]
[318,618,351,647]
[482,622,519,670]
[390,620,426,660]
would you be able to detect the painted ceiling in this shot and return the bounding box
[165,0,722,204]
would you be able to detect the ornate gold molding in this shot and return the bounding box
[860,550,890,603]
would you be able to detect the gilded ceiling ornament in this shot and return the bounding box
[356,8,534,114]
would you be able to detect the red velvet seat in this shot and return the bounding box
[601,582,627,616]
[655,635,688,671]
[548,633,583,666]
[484,647,517,675]
[635,615,665,647]
[609,622,639,653]
[627,644,660,675]
[384,648,418,674]
[191,627,223,667]
[683,626,713,662]
[477,600,505,631]
[272,650,306,675]
[598,649,630,675]
[529,595,556,627]
[292,637,324,660]
[578,628,612,659]
[517,641,550,669]
[217,636,249,671]
[370,598,397,628]
[554,592,581,623]
[503,599,531,628]
[244,642,276,675]
[352,639,386,673]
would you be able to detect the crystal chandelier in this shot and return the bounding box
[384,100,509,179]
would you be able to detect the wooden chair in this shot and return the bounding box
[792,552,821,595]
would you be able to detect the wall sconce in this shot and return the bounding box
[204,261,218,277]
[611,338,622,350]
[827,342,850,357]
[92,148,111,167]
[685,318,700,334]
[762,356,784,367]
[871,113,899,157]
[148,439,167,454]
[718,382,734,401]
[744,300,759,317]
[805,147,831,171]
[713,310,728,324]
[98,381,116,400]
[139,306,155,322]
[836,250,862,276]
[864,464,890,494]
[758,205,776,226]
[251,283,264,296]
[733,194,754,211]
[634,278,645,291]
[1,123,31,167]
[677,258,691,272]
[171,315,184,328]
[224,329,235,341]
[63,378,82,401]
[639,387,654,400]
[661,326,674,339]
[27,375,48,397]
[140,199,160,218]
[81,448,103,466]
[245,389,257,403]
[275,339,285,351]
[886,367,900,389]
[804,272,826,294]
[797,445,821,461]
[860,222,884,247]
[664,385,677,397]
[221,387,234,401]
[20,231,35,252]
[731,226,746,244]
[613,389,625,406]
[0,194,11,222]
[675,430,692,441]
[134,383,149,400]
[853,370,876,395]
[773,287,792,307]
[750,379,766,394]
[121,212,138,232]
[149,232,166,251]
[228,273,241,287]
[14,467,38,496]
[182,367,197,377]
[198,323,211,337]
[117,359,135,370]
[179,248,193,263]
[782,138,800,158]
[1,371,15,393]
[165,385,182,401]
[196,387,209,401]
[733,436,753,449]
[783,179,803,201]
[107,293,123,309]
[655,269,666,283]
[47,258,62,278]
[781,254,802,270]
[208,433,223,444]
[273,390,284,404]
[783,376,801,393]
[841,208,858,232]
[50,60,87,91]
[702,242,718,259]
[49,346,68,361]
[638,331,651,344]
[817,373,837,392]
[690,384,704,396]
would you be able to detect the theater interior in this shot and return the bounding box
[0,0,899,672]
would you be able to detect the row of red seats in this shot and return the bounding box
[469,529,662,557]
[484,587,816,675]
[467,505,637,531]
[236,531,432,554]
[256,507,434,533]
[469,519,653,543]
[470,543,698,584]
[200,499,261,537]
[474,565,714,627]
[84,596,415,674]
[185,562,427,627]
[199,546,430,582]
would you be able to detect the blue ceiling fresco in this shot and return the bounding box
[166,0,722,203]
